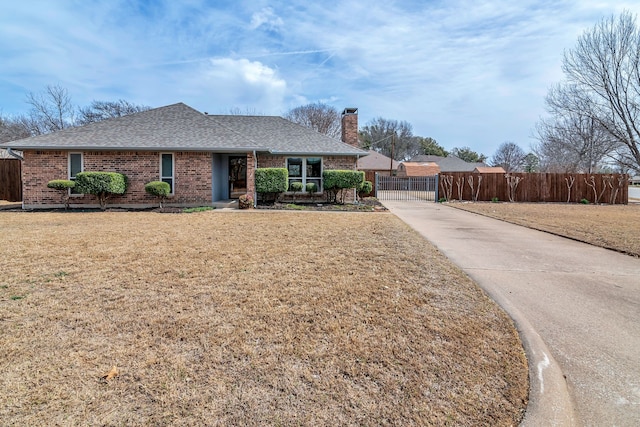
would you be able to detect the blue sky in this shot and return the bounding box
[1,0,639,157]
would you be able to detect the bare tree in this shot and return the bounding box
[490,141,525,172]
[23,84,75,135]
[226,107,263,116]
[77,100,151,125]
[284,102,341,138]
[0,114,30,143]
[534,108,618,173]
[359,117,418,161]
[548,11,640,172]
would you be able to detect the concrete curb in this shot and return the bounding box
[475,276,579,426]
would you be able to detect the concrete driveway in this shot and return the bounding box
[383,201,640,426]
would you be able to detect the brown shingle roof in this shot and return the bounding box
[397,162,440,177]
[473,166,506,173]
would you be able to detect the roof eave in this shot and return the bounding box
[268,149,366,156]
[7,145,263,153]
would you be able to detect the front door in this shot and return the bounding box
[229,156,247,199]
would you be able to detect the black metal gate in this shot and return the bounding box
[375,175,438,201]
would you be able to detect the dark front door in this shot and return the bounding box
[229,156,247,199]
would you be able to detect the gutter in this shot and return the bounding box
[7,147,24,160]
[6,145,262,153]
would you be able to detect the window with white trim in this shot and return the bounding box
[160,153,175,194]
[287,157,322,192]
[68,152,83,195]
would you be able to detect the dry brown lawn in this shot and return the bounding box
[450,202,640,257]
[1,210,527,426]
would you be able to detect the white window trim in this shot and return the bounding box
[160,152,175,196]
[68,152,84,197]
[286,157,323,193]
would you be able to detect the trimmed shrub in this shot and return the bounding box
[323,170,365,203]
[289,181,303,201]
[255,168,288,203]
[145,181,171,208]
[358,180,373,200]
[305,182,318,193]
[75,172,128,210]
[47,179,75,209]
[238,193,254,209]
[306,182,318,202]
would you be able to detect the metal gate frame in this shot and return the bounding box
[375,174,439,201]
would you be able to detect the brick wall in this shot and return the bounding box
[22,150,212,208]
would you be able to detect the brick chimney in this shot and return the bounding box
[341,107,358,147]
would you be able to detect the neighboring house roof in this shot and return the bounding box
[410,155,445,163]
[397,162,440,176]
[410,154,486,172]
[1,103,367,156]
[357,150,399,170]
[474,166,506,173]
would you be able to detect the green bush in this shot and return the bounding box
[47,179,75,209]
[289,181,303,192]
[305,182,318,193]
[289,181,303,201]
[75,172,128,210]
[47,179,75,191]
[357,180,373,200]
[145,181,171,208]
[323,170,365,203]
[580,198,590,204]
[255,168,288,203]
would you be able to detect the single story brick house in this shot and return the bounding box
[1,103,367,209]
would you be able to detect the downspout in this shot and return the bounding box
[355,154,360,203]
[7,147,23,161]
[253,150,257,208]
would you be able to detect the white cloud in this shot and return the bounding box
[250,7,284,31]
[200,58,287,113]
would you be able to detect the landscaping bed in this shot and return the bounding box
[255,197,387,212]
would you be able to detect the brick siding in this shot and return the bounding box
[22,150,212,208]
[22,151,358,208]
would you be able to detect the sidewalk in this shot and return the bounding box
[383,201,640,426]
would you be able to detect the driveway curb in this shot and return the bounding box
[382,201,580,426]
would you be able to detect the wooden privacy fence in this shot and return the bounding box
[0,159,22,202]
[439,172,628,204]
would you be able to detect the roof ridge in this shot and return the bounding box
[206,115,263,148]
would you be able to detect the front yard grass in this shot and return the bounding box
[0,211,528,426]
